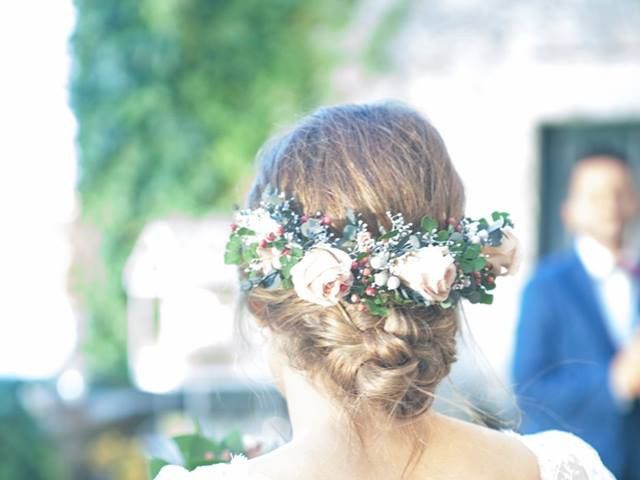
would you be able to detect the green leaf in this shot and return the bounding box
[378,229,398,240]
[224,235,242,264]
[221,429,244,453]
[479,291,494,304]
[148,458,169,479]
[173,434,219,470]
[463,243,481,259]
[472,257,487,271]
[280,254,300,279]
[420,216,438,233]
[235,227,255,236]
[436,230,449,242]
[241,243,258,263]
[365,300,389,316]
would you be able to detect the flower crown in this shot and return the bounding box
[225,185,521,316]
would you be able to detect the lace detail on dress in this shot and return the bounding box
[505,430,615,480]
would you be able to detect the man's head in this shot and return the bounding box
[562,151,639,253]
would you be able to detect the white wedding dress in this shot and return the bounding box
[154,430,615,480]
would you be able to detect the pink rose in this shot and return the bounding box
[290,244,354,306]
[482,226,522,275]
[392,246,457,303]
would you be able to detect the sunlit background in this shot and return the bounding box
[1,0,639,478]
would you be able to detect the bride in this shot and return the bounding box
[156,103,614,479]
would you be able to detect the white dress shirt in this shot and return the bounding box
[575,235,638,348]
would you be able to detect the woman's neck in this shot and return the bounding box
[279,363,436,453]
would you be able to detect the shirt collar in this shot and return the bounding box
[575,235,617,280]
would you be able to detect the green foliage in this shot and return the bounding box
[0,382,68,480]
[71,0,356,385]
[364,0,413,71]
[148,428,249,478]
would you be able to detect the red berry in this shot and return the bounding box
[230,223,238,232]
[321,215,331,225]
[487,275,495,284]
[282,248,291,256]
[259,239,267,248]
[358,257,369,267]
[300,214,309,223]
[339,283,350,293]
[365,286,377,296]
[267,232,276,241]
[276,225,284,236]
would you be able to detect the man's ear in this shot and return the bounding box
[561,200,574,233]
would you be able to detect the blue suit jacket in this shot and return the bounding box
[513,250,640,480]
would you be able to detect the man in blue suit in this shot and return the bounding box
[513,152,640,480]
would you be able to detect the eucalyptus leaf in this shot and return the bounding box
[345,208,357,224]
[341,224,357,241]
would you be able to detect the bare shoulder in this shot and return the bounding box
[240,416,542,480]
[243,443,315,480]
[435,415,540,480]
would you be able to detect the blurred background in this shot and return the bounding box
[1,0,639,478]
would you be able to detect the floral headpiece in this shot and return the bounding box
[225,185,521,316]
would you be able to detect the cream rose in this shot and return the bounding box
[482,226,522,275]
[391,246,457,302]
[289,244,354,306]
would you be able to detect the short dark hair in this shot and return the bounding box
[576,146,629,166]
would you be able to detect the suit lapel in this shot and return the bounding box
[562,251,617,356]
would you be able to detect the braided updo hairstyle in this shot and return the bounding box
[245,103,465,422]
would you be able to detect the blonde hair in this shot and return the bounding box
[245,102,465,422]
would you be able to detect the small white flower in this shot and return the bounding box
[386,275,400,290]
[477,230,489,241]
[467,221,480,234]
[236,208,280,241]
[370,252,390,270]
[374,270,389,286]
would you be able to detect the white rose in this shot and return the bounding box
[290,244,354,306]
[482,226,522,275]
[391,246,457,302]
